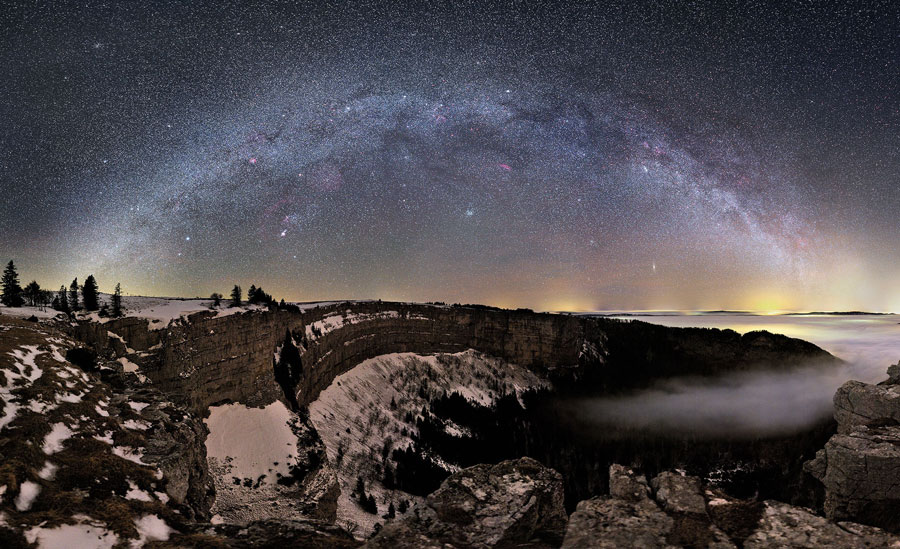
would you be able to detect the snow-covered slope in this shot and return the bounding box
[0,317,192,547]
[308,350,549,536]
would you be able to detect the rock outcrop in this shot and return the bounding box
[562,465,900,548]
[365,457,568,548]
[804,360,900,532]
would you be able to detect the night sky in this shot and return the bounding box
[2,1,898,311]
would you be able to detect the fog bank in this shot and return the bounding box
[577,314,900,436]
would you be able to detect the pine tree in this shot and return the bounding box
[111,283,122,317]
[1,260,24,307]
[39,289,53,308]
[247,285,257,304]
[23,280,41,307]
[230,285,242,307]
[210,292,222,308]
[56,285,69,312]
[82,275,99,311]
[69,278,80,311]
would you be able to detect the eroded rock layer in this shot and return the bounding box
[805,361,900,532]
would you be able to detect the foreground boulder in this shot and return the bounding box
[563,465,734,548]
[561,465,900,548]
[805,361,900,532]
[365,457,567,548]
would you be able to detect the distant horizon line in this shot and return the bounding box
[5,293,894,317]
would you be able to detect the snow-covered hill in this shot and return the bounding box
[308,350,549,536]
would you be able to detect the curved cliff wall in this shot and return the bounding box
[71,302,835,414]
[82,302,601,412]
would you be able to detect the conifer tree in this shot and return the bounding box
[82,275,99,311]
[56,285,69,312]
[210,292,222,308]
[1,260,24,307]
[230,285,242,307]
[23,280,41,307]
[248,284,257,304]
[111,283,122,317]
[69,278,80,311]
[39,289,53,308]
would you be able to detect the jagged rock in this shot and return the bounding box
[805,363,900,532]
[366,457,567,548]
[562,495,675,548]
[203,518,361,548]
[651,472,707,516]
[742,501,900,548]
[885,361,900,385]
[833,380,900,433]
[564,465,900,548]
[805,425,900,530]
[609,464,650,501]
[562,466,735,549]
[128,390,214,519]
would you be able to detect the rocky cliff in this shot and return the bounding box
[72,303,597,413]
[805,361,900,532]
[69,302,835,416]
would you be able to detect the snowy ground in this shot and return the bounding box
[0,305,59,319]
[205,401,298,485]
[0,317,178,547]
[2,296,348,331]
[204,400,325,525]
[308,350,549,537]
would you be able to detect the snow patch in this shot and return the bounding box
[118,357,147,383]
[15,481,40,511]
[204,401,298,484]
[128,401,150,412]
[131,514,173,547]
[112,446,148,465]
[25,519,119,549]
[305,310,401,341]
[125,480,153,502]
[42,422,73,454]
[38,461,58,480]
[123,419,151,431]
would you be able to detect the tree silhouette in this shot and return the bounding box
[1,260,24,307]
[111,283,123,317]
[69,278,79,311]
[23,280,41,307]
[210,292,222,308]
[82,275,99,311]
[56,285,69,313]
[230,285,242,307]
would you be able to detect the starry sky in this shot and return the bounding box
[1,1,898,312]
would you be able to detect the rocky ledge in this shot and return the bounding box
[363,457,900,549]
[562,464,900,548]
[365,457,568,548]
[805,361,900,532]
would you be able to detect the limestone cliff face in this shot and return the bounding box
[79,302,601,413]
[68,302,836,416]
